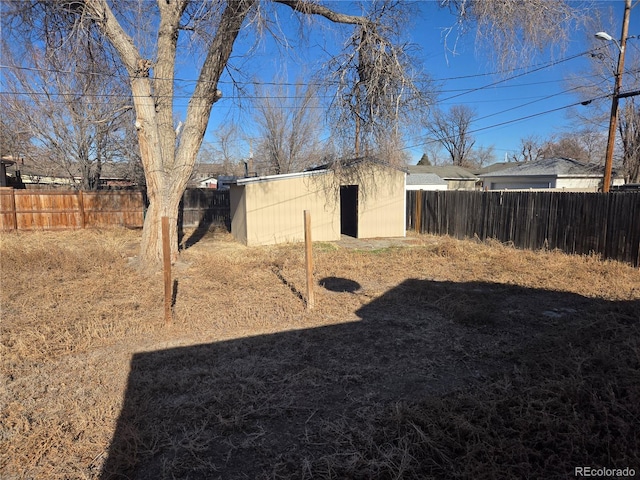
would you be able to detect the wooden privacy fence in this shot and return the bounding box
[0,188,144,231]
[407,190,640,267]
[178,189,230,229]
[0,188,232,232]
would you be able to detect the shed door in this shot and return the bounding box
[340,185,358,237]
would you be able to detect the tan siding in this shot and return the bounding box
[229,185,247,245]
[356,165,406,238]
[244,174,339,246]
[230,163,407,246]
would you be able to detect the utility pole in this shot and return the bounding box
[602,0,632,193]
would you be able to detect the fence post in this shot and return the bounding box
[304,210,314,309]
[78,190,86,229]
[415,190,423,233]
[10,188,17,230]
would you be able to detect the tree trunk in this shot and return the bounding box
[139,183,182,267]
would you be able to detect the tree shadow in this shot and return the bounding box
[319,276,361,293]
[177,189,231,250]
[101,279,640,479]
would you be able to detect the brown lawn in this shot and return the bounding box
[1,228,639,479]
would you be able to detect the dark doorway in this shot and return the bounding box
[340,185,358,237]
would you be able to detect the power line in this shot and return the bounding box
[0,47,599,96]
[404,92,612,152]
[439,49,596,103]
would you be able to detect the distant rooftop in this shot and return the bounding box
[477,157,613,178]
[408,165,476,179]
[406,172,447,186]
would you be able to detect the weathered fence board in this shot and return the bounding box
[0,188,17,230]
[82,191,145,228]
[0,188,231,232]
[407,190,640,267]
[0,189,145,231]
[178,189,230,229]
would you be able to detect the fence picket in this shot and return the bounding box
[0,188,231,232]
[407,190,640,267]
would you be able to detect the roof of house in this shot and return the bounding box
[407,165,477,179]
[406,172,448,186]
[472,161,524,175]
[478,157,616,178]
[6,157,133,180]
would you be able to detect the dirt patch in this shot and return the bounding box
[1,228,639,479]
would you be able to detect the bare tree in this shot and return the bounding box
[3,0,431,270]
[2,0,593,270]
[510,135,543,163]
[441,0,586,71]
[325,1,432,160]
[196,122,244,176]
[0,114,32,162]
[426,104,477,167]
[619,99,640,183]
[1,34,135,190]
[539,132,596,163]
[253,80,324,174]
[468,145,495,168]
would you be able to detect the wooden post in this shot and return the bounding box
[78,190,86,229]
[9,188,17,231]
[162,216,172,326]
[415,190,423,233]
[304,210,314,309]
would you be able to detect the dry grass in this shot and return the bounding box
[1,228,639,479]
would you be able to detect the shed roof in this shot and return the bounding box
[234,168,328,185]
[235,157,407,186]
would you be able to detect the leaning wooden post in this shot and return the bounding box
[415,189,423,233]
[304,210,314,309]
[161,216,172,326]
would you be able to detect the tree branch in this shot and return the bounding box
[274,0,369,26]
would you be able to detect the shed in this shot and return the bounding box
[230,159,406,246]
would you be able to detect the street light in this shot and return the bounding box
[596,0,631,193]
[595,31,620,48]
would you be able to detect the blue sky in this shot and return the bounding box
[189,1,639,165]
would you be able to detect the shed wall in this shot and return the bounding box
[229,185,247,244]
[357,165,406,238]
[243,174,340,246]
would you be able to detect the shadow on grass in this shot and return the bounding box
[101,279,640,480]
[177,189,231,250]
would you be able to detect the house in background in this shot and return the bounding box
[1,157,18,187]
[478,157,624,191]
[407,165,478,191]
[196,177,218,189]
[3,157,137,189]
[230,158,406,246]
